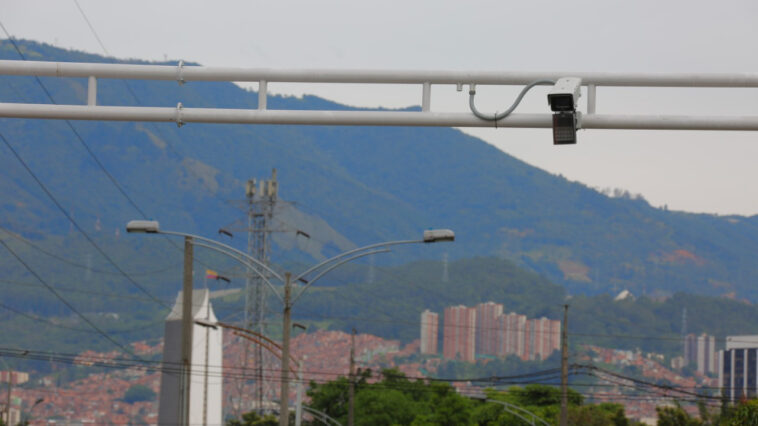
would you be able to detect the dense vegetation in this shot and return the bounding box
[122,384,156,403]
[227,369,758,425]
[278,368,640,425]
[5,253,758,365]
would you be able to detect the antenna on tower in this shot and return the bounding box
[367,255,375,284]
[226,168,279,413]
[442,252,449,283]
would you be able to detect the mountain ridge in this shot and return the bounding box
[1,39,757,303]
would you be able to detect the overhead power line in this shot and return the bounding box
[0,239,139,358]
[0,131,169,309]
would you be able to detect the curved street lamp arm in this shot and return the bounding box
[217,322,295,363]
[485,399,551,426]
[161,230,285,282]
[294,239,420,283]
[302,405,344,426]
[232,331,299,377]
[191,241,284,304]
[291,248,390,305]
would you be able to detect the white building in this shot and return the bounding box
[697,334,717,375]
[158,289,223,426]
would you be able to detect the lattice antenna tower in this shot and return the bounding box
[244,169,278,413]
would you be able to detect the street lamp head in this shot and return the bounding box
[126,219,160,233]
[423,229,455,243]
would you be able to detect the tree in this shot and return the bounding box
[723,399,758,426]
[655,402,702,426]
[122,384,156,404]
[569,403,631,426]
[226,412,280,426]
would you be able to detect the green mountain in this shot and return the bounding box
[2,39,758,328]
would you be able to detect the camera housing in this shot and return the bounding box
[548,77,582,144]
[548,77,582,112]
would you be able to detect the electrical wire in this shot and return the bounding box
[0,302,164,336]
[0,225,181,276]
[0,131,170,310]
[0,22,150,220]
[0,239,139,359]
[469,80,555,121]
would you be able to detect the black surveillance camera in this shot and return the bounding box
[548,77,581,112]
[548,77,582,144]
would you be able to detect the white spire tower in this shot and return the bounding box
[158,289,223,426]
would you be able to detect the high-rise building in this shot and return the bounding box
[684,333,698,366]
[697,333,717,375]
[719,335,758,403]
[475,302,503,356]
[158,290,223,425]
[524,317,561,361]
[497,312,527,358]
[443,305,476,362]
[420,310,439,355]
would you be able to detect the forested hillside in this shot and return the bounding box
[2,40,758,357]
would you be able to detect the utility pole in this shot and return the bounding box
[559,304,569,426]
[181,236,194,426]
[4,371,11,425]
[295,358,305,426]
[279,272,292,426]
[348,328,356,426]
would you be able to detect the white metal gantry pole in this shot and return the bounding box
[0,59,757,130]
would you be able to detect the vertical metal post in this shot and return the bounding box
[258,80,268,111]
[559,304,569,426]
[587,84,596,115]
[4,372,11,425]
[181,236,194,426]
[295,360,304,426]
[202,304,210,426]
[348,328,356,426]
[87,76,97,106]
[421,82,431,112]
[279,272,292,426]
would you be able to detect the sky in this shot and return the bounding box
[3,0,758,215]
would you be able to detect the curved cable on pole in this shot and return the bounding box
[469,80,555,121]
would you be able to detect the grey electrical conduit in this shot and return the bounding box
[469,80,556,121]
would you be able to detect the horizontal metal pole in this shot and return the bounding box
[2,60,758,87]
[1,103,757,130]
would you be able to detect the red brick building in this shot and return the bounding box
[442,305,476,362]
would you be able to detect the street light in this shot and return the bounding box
[126,219,454,426]
[21,398,44,426]
[468,396,550,426]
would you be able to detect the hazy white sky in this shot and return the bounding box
[3,0,758,215]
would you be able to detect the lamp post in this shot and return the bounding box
[468,396,550,426]
[21,398,44,426]
[126,220,454,425]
